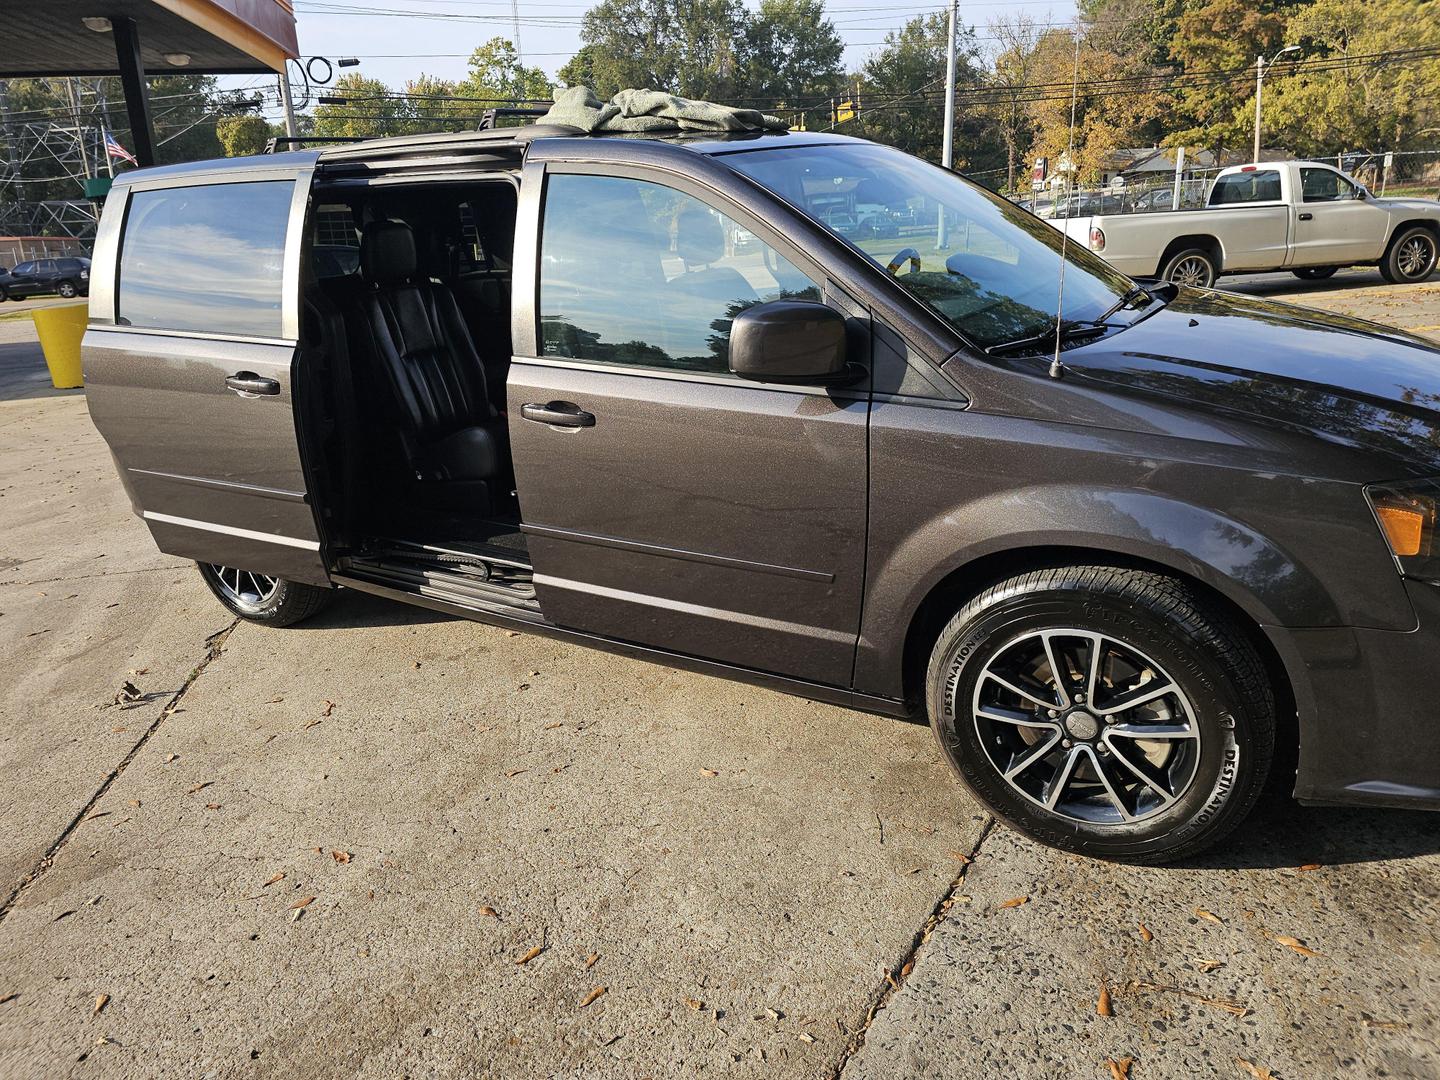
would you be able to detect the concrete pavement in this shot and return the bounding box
[1,277,1439,1078]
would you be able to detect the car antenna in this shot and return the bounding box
[1049,27,1083,380]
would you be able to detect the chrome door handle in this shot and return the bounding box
[521,401,595,427]
[225,371,280,396]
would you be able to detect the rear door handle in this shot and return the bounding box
[1298,212,1314,221]
[521,401,595,428]
[225,371,280,397]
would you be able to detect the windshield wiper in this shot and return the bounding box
[985,322,1110,357]
[1094,284,1154,324]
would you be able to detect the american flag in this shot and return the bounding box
[104,131,138,166]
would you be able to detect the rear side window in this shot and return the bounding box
[118,180,294,337]
[1209,171,1281,205]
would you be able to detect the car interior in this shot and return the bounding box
[298,176,538,615]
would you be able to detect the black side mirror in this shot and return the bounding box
[728,299,849,384]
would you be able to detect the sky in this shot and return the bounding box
[220,0,1078,117]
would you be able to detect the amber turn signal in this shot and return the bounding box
[1375,503,1426,557]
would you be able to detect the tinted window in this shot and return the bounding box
[119,180,293,336]
[38,261,56,273]
[1209,171,1281,205]
[539,173,820,374]
[726,142,1137,351]
[1301,168,1356,202]
[13,262,35,275]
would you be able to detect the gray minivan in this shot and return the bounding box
[84,126,1440,863]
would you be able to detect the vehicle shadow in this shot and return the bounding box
[298,586,457,631]
[0,339,82,401]
[1221,270,1390,299]
[1181,793,1440,870]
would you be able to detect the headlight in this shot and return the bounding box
[1365,478,1440,579]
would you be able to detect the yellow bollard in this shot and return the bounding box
[31,302,89,389]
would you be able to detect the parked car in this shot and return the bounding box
[83,127,1440,863]
[0,256,91,300]
[1060,160,1440,286]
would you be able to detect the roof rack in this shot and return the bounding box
[477,105,552,131]
[264,134,367,154]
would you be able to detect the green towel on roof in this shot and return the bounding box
[540,86,787,133]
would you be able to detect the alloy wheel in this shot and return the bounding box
[1169,256,1213,288]
[1397,234,1436,280]
[208,564,279,608]
[971,628,1202,825]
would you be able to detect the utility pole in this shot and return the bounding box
[64,78,93,180]
[1252,55,1264,162]
[937,0,958,249]
[278,68,299,139]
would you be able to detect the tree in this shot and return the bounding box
[216,114,275,157]
[311,73,412,138]
[740,0,844,106]
[1260,0,1440,154]
[988,13,1042,193]
[558,0,746,100]
[458,38,553,103]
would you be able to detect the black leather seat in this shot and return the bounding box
[350,220,505,503]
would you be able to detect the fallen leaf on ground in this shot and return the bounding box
[163,754,177,763]
[1192,958,1225,973]
[320,700,335,717]
[948,851,973,864]
[479,905,499,918]
[0,993,17,1006]
[699,768,719,777]
[331,850,351,864]
[543,722,563,730]
[1275,935,1320,957]
[204,803,221,811]
[128,800,141,808]
[1138,922,1153,943]
[1194,908,1224,925]
[505,769,527,778]
[797,1032,815,1044]
[583,952,599,969]
[1363,1018,1410,1031]
[92,994,109,1016]
[266,696,284,704]
[1097,983,1113,1017]
[303,719,322,730]
[1236,1057,1275,1079]
[289,896,316,911]
[1105,1057,1134,1080]
[684,997,704,1011]
[999,896,1029,909]
[114,681,142,705]
[1297,863,1322,872]
[262,873,285,887]
[412,661,421,669]
[186,781,212,795]
[515,946,543,965]
[579,986,607,1008]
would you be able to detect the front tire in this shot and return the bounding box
[1380,226,1439,284]
[926,566,1274,864]
[1292,266,1339,280]
[197,563,333,627]
[1160,247,1218,288]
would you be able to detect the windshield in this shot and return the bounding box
[722,142,1138,350]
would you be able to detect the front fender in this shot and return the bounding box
[853,482,1381,701]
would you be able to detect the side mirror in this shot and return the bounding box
[1353,185,1370,200]
[728,299,850,384]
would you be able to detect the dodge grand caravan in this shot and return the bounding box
[83,126,1440,863]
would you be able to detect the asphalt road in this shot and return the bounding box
[1,276,1439,1079]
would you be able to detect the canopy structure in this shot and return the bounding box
[0,0,300,165]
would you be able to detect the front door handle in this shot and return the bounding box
[1298,212,1314,221]
[521,401,595,428]
[225,371,280,397]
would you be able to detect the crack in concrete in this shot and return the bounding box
[0,564,180,590]
[829,816,996,1080]
[0,618,239,924]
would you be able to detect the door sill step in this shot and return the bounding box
[341,538,540,615]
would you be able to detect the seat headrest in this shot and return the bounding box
[360,220,417,284]
[673,204,725,266]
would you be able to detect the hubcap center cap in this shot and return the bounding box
[1064,709,1100,740]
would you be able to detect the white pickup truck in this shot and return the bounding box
[1059,160,1440,288]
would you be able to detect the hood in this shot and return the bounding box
[1063,287,1440,474]
[1372,196,1440,215]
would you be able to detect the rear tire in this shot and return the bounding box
[1160,247,1218,288]
[1380,226,1439,284]
[1292,266,1339,280]
[925,566,1274,864]
[56,280,78,298]
[197,563,333,627]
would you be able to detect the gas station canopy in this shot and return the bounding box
[0,0,300,164]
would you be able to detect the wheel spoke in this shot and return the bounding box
[984,671,1060,711]
[1082,632,1104,706]
[1096,679,1177,716]
[1101,740,1177,806]
[1105,723,1196,740]
[977,706,1057,730]
[1083,747,1139,821]
[1005,732,1062,780]
[1041,633,1072,708]
[1043,747,1083,810]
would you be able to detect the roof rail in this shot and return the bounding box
[477,105,552,131]
[263,135,368,154]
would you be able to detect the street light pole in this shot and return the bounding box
[1253,45,1299,162]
